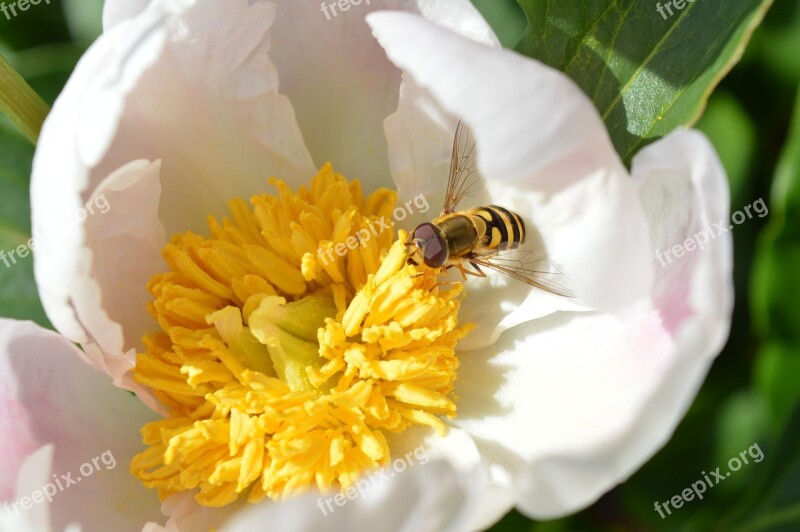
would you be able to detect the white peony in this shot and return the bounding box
[0,1,732,531]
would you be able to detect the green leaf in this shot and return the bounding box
[0,38,87,329]
[61,0,104,42]
[754,1,800,88]
[721,403,800,532]
[0,0,70,51]
[755,344,800,434]
[751,86,800,434]
[714,391,768,495]
[514,0,772,164]
[0,119,50,327]
[0,53,50,143]
[471,0,527,48]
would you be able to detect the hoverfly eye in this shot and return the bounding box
[411,223,448,268]
[423,237,447,268]
[411,222,437,242]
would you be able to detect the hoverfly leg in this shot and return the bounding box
[442,264,468,282]
[432,265,463,288]
[463,261,487,278]
[435,262,483,288]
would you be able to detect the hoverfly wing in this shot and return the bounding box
[441,119,481,215]
[470,247,577,298]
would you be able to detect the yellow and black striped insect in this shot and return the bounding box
[407,120,574,297]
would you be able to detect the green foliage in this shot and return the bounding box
[754,1,800,87]
[751,86,800,435]
[696,91,757,208]
[0,1,87,328]
[470,0,526,48]
[0,119,49,326]
[0,54,49,143]
[720,404,800,531]
[0,0,70,50]
[514,0,772,164]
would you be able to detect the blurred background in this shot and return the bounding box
[1,0,798,530]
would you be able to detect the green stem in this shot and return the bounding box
[0,54,50,145]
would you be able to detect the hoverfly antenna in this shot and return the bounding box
[404,234,423,265]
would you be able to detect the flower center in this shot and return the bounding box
[131,164,471,506]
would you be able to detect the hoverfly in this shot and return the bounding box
[407,120,575,298]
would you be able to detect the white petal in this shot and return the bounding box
[102,0,150,30]
[31,4,167,345]
[0,319,163,530]
[383,1,498,226]
[99,0,494,192]
[56,160,165,363]
[33,159,168,408]
[387,425,515,530]
[444,131,732,518]
[92,0,316,234]
[370,12,653,319]
[32,0,315,357]
[264,0,495,190]
[222,459,483,532]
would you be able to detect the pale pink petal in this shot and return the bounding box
[1,445,54,531]
[443,131,732,518]
[0,319,162,531]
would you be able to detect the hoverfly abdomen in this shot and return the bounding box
[467,205,526,251]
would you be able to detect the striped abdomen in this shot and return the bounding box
[466,205,525,251]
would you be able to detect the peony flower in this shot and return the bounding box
[0,0,732,530]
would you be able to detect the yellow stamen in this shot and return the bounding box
[131,163,472,506]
